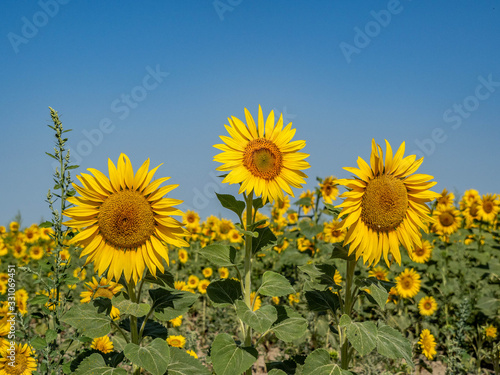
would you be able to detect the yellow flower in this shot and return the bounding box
[436,188,455,209]
[287,212,298,224]
[167,335,186,348]
[202,267,213,278]
[80,277,123,303]
[0,343,37,375]
[334,270,342,286]
[187,275,200,289]
[40,289,59,311]
[395,268,421,299]
[319,176,339,204]
[91,336,114,354]
[273,195,291,215]
[228,229,243,243]
[271,296,280,305]
[368,266,389,281]
[484,325,497,339]
[273,239,289,254]
[29,245,44,260]
[432,207,461,236]
[73,267,87,281]
[336,139,439,266]
[288,292,300,305]
[59,249,71,266]
[174,281,189,291]
[169,315,183,327]
[218,267,229,279]
[178,249,188,264]
[418,329,437,360]
[250,292,261,311]
[214,105,310,203]
[9,222,19,232]
[0,227,5,235]
[460,189,480,208]
[186,349,198,358]
[299,190,315,215]
[323,220,345,244]
[198,279,210,294]
[418,296,438,316]
[63,153,189,283]
[183,210,200,229]
[23,226,39,243]
[477,194,499,223]
[411,240,433,263]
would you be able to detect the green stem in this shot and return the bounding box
[243,192,254,375]
[128,281,141,375]
[340,257,357,370]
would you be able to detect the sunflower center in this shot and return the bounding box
[469,204,479,216]
[361,175,408,231]
[424,301,432,310]
[98,190,155,249]
[439,212,454,227]
[401,277,413,290]
[483,201,494,213]
[243,139,283,180]
[414,247,425,257]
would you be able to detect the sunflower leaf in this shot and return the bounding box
[144,269,175,288]
[112,294,150,317]
[376,322,414,368]
[61,304,111,338]
[39,221,53,228]
[252,197,264,210]
[367,282,388,310]
[211,333,258,375]
[74,353,127,375]
[216,193,245,219]
[199,243,237,266]
[235,300,277,333]
[304,290,340,313]
[206,279,242,305]
[252,227,277,254]
[257,271,295,297]
[302,349,352,375]
[270,305,308,342]
[167,347,210,375]
[150,289,198,321]
[124,339,170,375]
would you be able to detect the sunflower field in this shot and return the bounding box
[0,107,499,375]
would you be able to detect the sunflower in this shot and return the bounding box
[411,240,433,263]
[272,296,280,305]
[287,212,298,224]
[477,194,499,223]
[91,336,114,354]
[460,189,480,209]
[186,350,198,358]
[334,270,342,286]
[435,188,454,209]
[0,343,37,375]
[299,190,315,215]
[23,226,39,243]
[418,329,437,360]
[319,176,339,204]
[323,220,345,243]
[63,153,189,283]
[187,275,199,289]
[174,281,190,291]
[169,315,183,327]
[273,195,291,216]
[484,325,497,339]
[202,267,213,278]
[432,207,461,236]
[166,335,186,348]
[80,277,123,320]
[250,291,261,311]
[463,202,481,228]
[228,229,243,244]
[218,267,229,279]
[182,210,200,229]
[178,249,188,264]
[336,139,440,266]
[214,106,310,203]
[418,296,438,316]
[9,222,19,232]
[273,239,289,254]
[288,292,300,305]
[368,266,389,281]
[29,246,44,260]
[198,279,210,294]
[395,268,421,299]
[217,219,234,241]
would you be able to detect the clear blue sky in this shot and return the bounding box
[1,1,499,227]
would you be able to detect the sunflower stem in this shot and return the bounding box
[128,280,141,374]
[243,192,254,375]
[340,257,357,370]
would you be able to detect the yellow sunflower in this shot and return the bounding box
[166,335,186,348]
[435,188,454,209]
[299,190,315,215]
[477,194,499,223]
[169,315,183,327]
[218,267,229,279]
[368,266,389,281]
[187,275,199,289]
[186,350,198,358]
[198,279,210,294]
[432,207,461,235]
[418,329,437,360]
[484,325,497,339]
[459,189,480,209]
[80,277,123,320]
[250,291,261,311]
[323,220,345,243]
[395,268,421,299]
[214,105,310,203]
[319,176,339,204]
[0,343,37,375]
[91,336,114,354]
[178,249,188,264]
[182,210,200,229]
[463,202,481,228]
[273,195,291,215]
[411,240,433,263]
[228,229,243,244]
[29,245,44,260]
[288,292,300,305]
[418,296,438,316]
[63,153,189,283]
[337,139,440,266]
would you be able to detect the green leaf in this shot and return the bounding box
[167,347,210,375]
[31,336,47,350]
[124,339,170,375]
[143,269,175,288]
[376,323,414,368]
[345,321,377,355]
[211,333,258,375]
[302,349,352,375]
[45,152,58,160]
[216,193,245,219]
[253,197,264,210]
[61,304,111,338]
[39,221,53,228]
[252,227,277,254]
[150,289,198,322]
[112,294,150,317]
[298,220,323,240]
[268,370,287,375]
[206,279,242,305]
[31,295,49,305]
[235,224,259,237]
[45,329,58,343]
[330,245,355,261]
[235,300,277,333]
[323,203,341,218]
[258,271,295,297]
[120,317,168,340]
[304,290,340,313]
[367,282,388,310]
[75,353,127,375]
[300,263,341,290]
[199,243,237,266]
[339,314,351,327]
[271,306,308,342]
[294,197,313,206]
[476,296,500,316]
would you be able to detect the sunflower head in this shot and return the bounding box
[395,268,421,299]
[91,336,114,354]
[336,139,440,267]
[214,106,310,203]
[418,329,437,360]
[418,296,438,316]
[63,154,189,283]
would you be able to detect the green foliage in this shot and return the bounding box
[302,349,352,375]
[235,300,277,333]
[199,243,238,267]
[258,271,295,297]
[271,305,308,342]
[61,304,111,338]
[206,278,242,305]
[75,353,127,375]
[211,333,258,375]
[124,338,170,375]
